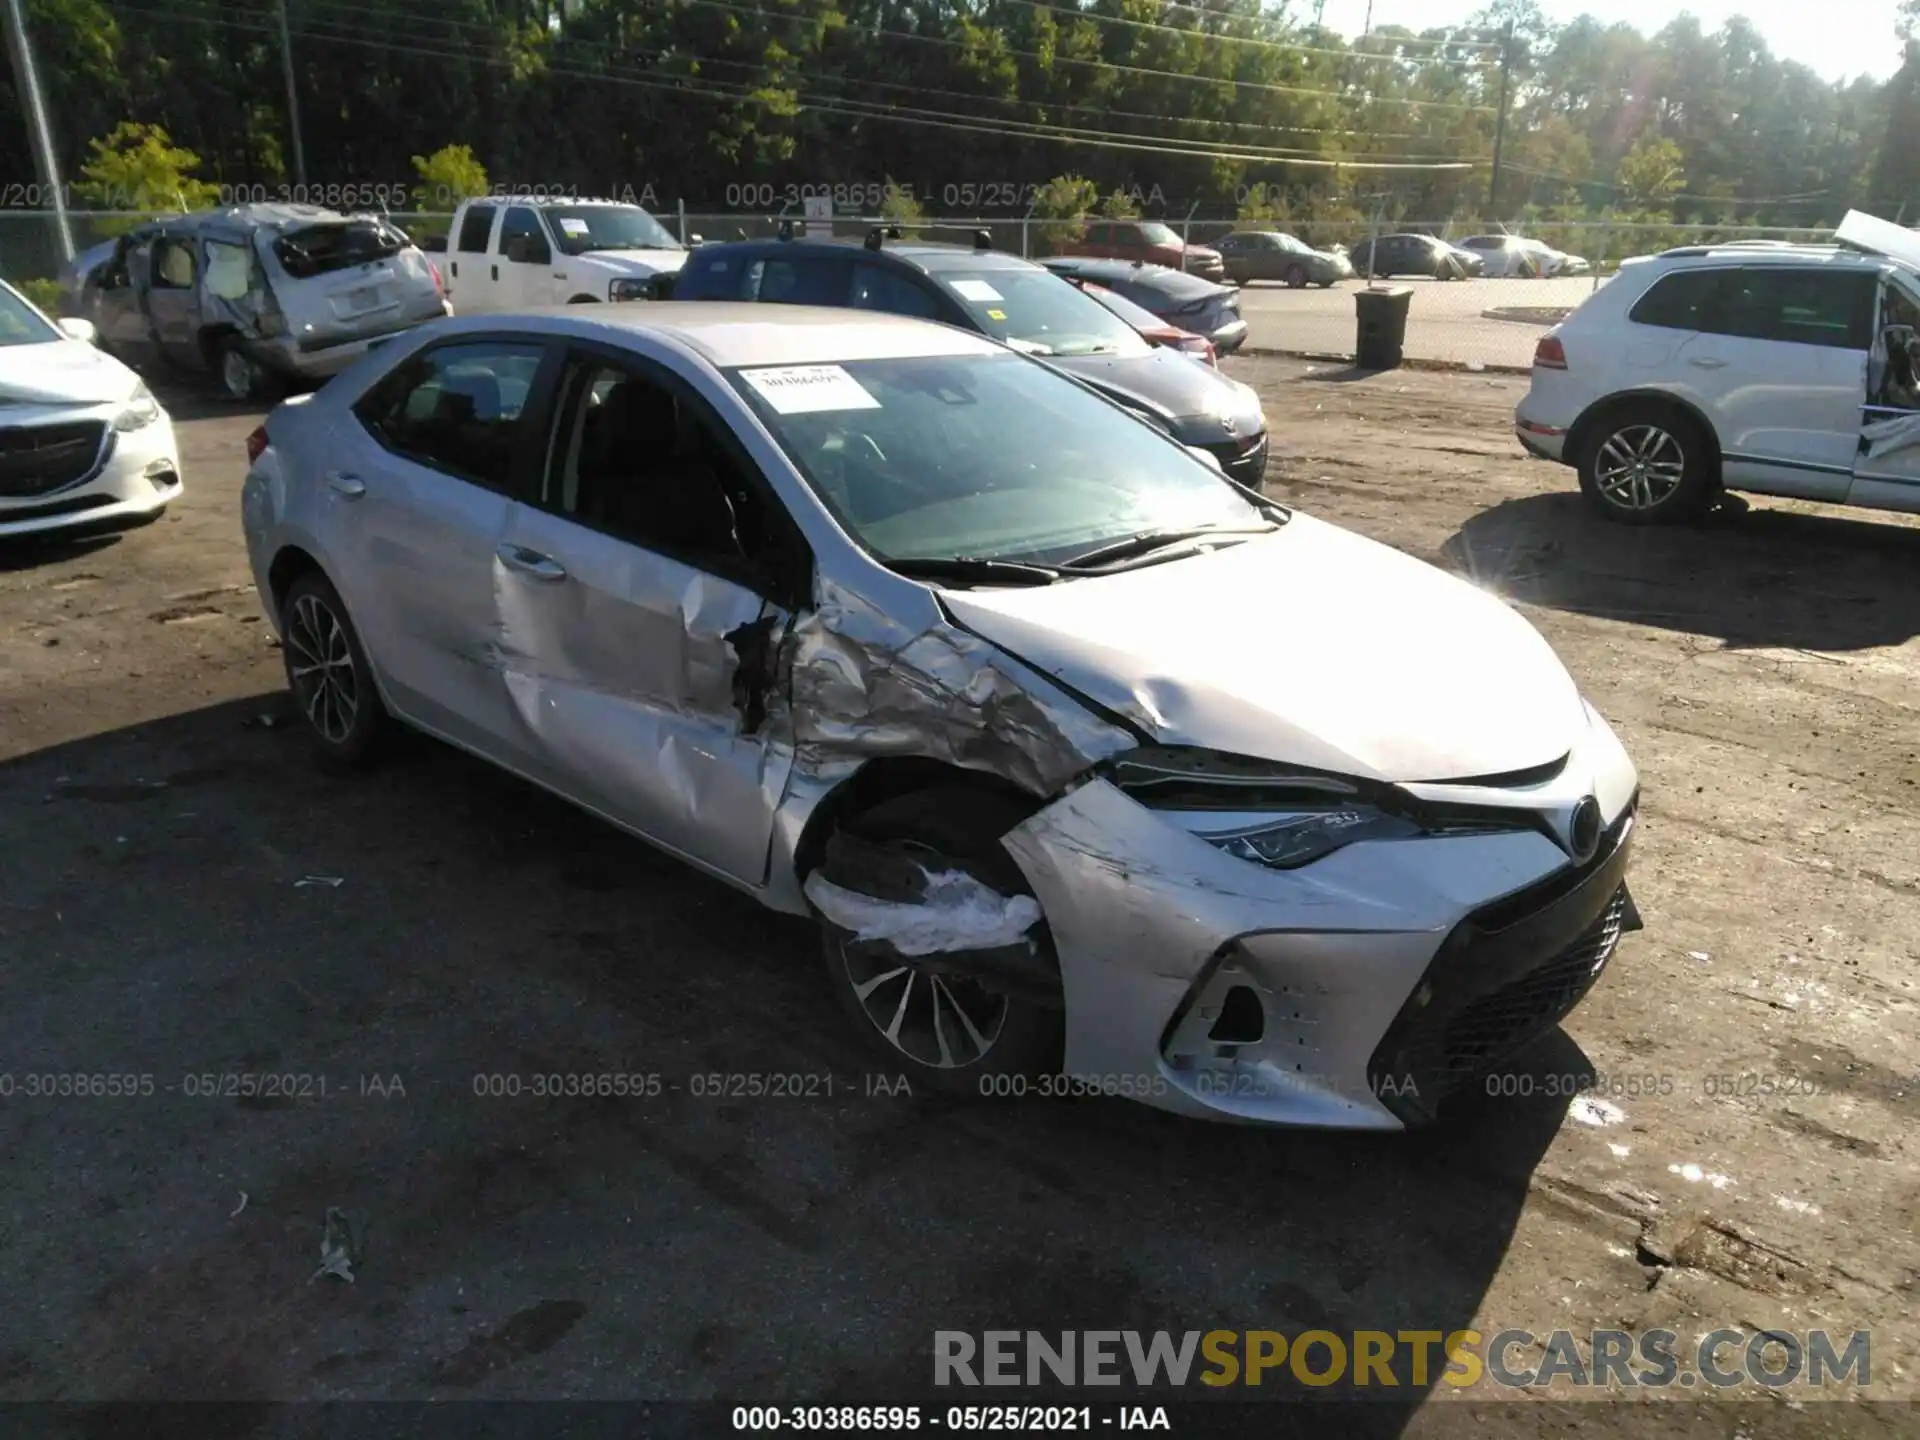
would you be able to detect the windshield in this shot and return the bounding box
[730,353,1263,568]
[543,205,681,256]
[0,284,61,346]
[1276,234,1308,253]
[275,220,407,278]
[932,268,1151,357]
[1137,222,1181,246]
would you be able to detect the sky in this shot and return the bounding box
[1317,0,1903,84]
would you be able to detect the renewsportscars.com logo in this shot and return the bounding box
[933,1329,1876,1392]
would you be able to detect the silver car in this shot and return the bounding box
[68,204,450,401]
[242,303,1641,1130]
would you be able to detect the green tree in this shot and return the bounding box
[1096,187,1142,219]
[410,144,490,216]
[878,179,923,235]
[74,123,219,232]
[1031,174,1099,248]
[1615,131,1685,208]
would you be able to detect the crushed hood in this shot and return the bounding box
[1051,347,1264,442]
[0,338,139,407]
[577,249,689,277]
[940,514,1587,783]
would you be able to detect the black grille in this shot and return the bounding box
[0,420,108,498]
[1210,433,1268,486]
[1367,809,1634,1125]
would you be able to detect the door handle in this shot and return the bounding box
[326,472,366,499]
[491,264,499,282]
[496,543,567,581]
[450,261,458,277]
[1688,356,1728,369]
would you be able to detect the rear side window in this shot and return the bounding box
[354,341,546,493]
[746,257,850,306]
[849,263,939,319]
[456,206,497,254]
[1628,270,1722,331]
[1709,267,1876,350]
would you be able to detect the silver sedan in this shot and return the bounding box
[242,303,1641,1129]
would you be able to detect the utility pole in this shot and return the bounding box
[276,0,307,189]
[1362,0,1373,34]
[1487,21,1514,223]
[3,0,74,263]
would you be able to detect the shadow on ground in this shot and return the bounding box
[1443,491,1920,650]
[0,695,1591,1427]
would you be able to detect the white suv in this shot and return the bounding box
[1514,216,1920,524]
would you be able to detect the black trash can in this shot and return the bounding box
[1354,285,1413,370]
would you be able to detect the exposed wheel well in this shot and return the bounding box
[568,294,601,304]
[1567,391,1721,476]
[198,324,241,367]
[791,758,1044,882]
[267,545,325,616]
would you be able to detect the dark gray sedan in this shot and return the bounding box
[1214,231,1353,288]
[1039,257,1248,355]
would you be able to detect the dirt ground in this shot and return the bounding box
[0,356,1915,1435]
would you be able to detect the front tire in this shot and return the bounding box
[220,342,265,402]
[280,571,389,766]
[1576,407,1719,524]
[815,787,1062,1093]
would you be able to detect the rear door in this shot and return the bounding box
[328,335,560,760]
[447,203,501,312]
[1676,264,1873,500]
[493,342,809,883]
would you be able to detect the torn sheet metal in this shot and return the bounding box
[782,579,1135,796]
[1862,409,1920,460]
[804,869,1041,956]
[1837,209,1920,271]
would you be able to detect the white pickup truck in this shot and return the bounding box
[438,197,692,312]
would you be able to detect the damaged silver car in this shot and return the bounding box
[66,203,450,401]
[242,303,1642,1130]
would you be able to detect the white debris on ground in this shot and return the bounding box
[804,870,1041,957]
[1669,1162,1734,1190]
[310,1207,355,1284]
[1774,1195,1823,1216]
[1568,1095,1626,1127]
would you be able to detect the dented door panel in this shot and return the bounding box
[494,502,795,886]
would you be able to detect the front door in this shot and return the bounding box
[1674,264,1874,502]
[448,203,502,313]
[95,236,156,364]
[493,344,806,885]
[331,335,559,760]
[496,205,557,308]
[144,234,204,369]
[1850,275,1920,512]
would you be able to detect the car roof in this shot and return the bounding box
[146,203,383,239]
[431,301,1006,368]
[1649,242,1895,271]
[1041,256,1218,292]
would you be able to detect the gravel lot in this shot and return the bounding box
[0,356,1915,1432]
[1238,276,1601,366]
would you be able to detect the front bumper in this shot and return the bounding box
[0,411,181,539]
[1000,717,1639,1129]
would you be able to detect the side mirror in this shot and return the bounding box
[689,234,705,247]
[57,317,97,345]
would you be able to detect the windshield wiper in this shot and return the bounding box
[884,556,1061,586]
[1060,523,1278,571]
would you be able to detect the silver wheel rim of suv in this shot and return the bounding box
[1594,424,1686,510]
[223,349,254,399]
[286,591,360,745]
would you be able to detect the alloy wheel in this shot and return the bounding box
[222,348,256,401]
[1593,424,1686,510]
[285,591,360,745]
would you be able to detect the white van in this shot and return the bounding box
[439,198,690,312]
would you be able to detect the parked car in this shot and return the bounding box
[671,232,1267,484]
[1038,257,1248,355]
[1514,211,1920,525]
[1443,241,1488,277]
[1061,219,1226,282]
[1213,231,1352,288]
[0,277,181,539]
[1460,235,1584,278]
[1067,279,1217,366]
[441,196,691,313]
[1350,233,1472,281]
[64,204,450,401]
[241,301,1640,1128]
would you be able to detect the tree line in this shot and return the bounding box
[2,0,1916,240]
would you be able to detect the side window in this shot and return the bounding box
[1084,222,1110,245]
[544,358,773,576]
[152,239,195,289]
[849,263,939,319]
[353,341,546,493]
[500,206,551,264]
[1708,267,1877,350]
[1112,224,1142,247]
[754,258,850,306]
[456,205,497,254]
[1628,270,1723,331]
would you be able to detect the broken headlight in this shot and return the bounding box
[1195,807,1423,869]
[113,384,162,432]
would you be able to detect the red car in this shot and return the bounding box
[1063,219,1226,282]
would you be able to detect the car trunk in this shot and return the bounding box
[272,222,443,349]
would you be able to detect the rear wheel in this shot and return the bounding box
[1285,264,1308,289]
[220,342,268,402]
[280,570,389,766]
[814,787,1062,1093]
[1576,405,1719,524]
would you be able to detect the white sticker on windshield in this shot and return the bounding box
[950,279,1003,303]
[558,218,590,235]
[742,364,882,414]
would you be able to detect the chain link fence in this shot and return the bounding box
[0,205,1850,372]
